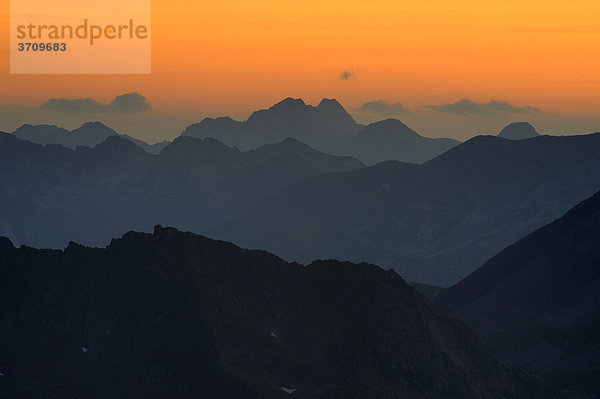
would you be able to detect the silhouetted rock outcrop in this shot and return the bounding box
[436,191,600,397]
[0,227,569,398]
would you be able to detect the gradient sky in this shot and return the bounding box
[2,0,600,141]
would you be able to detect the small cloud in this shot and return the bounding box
[357,100,410,116]
[41,92,152,113]
[339,70,355,80]
[424,99,541,116]
[109,93,152,112]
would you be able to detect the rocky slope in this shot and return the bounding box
[436,191,600,397]
[0,226,569,398]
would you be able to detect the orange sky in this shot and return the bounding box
[2,0,600,117]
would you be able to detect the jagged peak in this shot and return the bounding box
[317,98,343,108]
[270,97,307,110]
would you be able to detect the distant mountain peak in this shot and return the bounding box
[360,118,421,139]
[12,124,72,146]
[15,123,34,130]
[369,118,413,130]
[11,122,162,153]
[497,122,540,140]
[14,123,68,134]
[93,135,145,155]
[313,98,357,128]
[269,97,307,111]
[72,121,118,135]
[79,121,109,129]
[197,116,237,125]
[317,98,343,109]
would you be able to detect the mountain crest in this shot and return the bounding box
[497,122,540,140]
[92,135,146,156]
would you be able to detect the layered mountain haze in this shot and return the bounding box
[5,0,600,394]
[0,132,363,249]
[436,191,600,396]
[212,133,600,286]
[11,98,459,165]
[13,122,170,154]
[0,226,569,398]
[183,98,459,165]
[4,126,600,286]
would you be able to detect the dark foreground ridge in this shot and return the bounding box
[437,190,600,397]
[0,226,567,398]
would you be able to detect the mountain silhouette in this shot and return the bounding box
[0,132,363,249]
[0,226,569,398]
[435,190,600,396]
[184,98,361,152]
[350,119,459,165]
[183,98,458,164]
[12,123,71,145]
[182,116,244,148]
[497,122,540,140]
[12,122,169,154]
[211,133,600,286]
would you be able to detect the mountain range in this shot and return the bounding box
[0,132,362,249]
[211,133,600,286]
[4,121,600,287]
[13,100,546,166]
[0,226,570,398]
[12,122,170,154]
[436,190,600,397]
[182,98,460,165]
